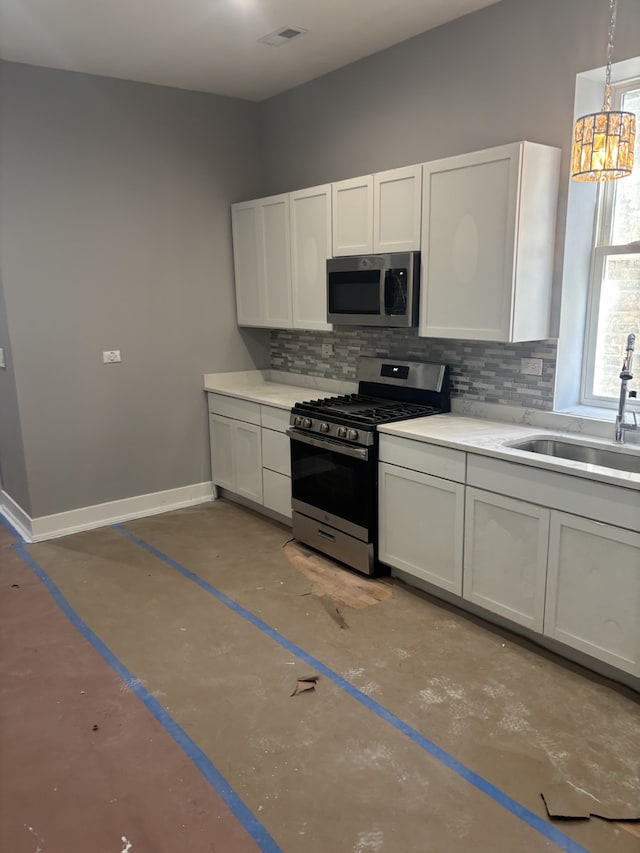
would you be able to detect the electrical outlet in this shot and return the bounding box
[0,348,5,369]
[102,350,121,363]
[520,357,543,376]
[321,343,334,356]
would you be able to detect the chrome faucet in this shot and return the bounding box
[614,333,637,444]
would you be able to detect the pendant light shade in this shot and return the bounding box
[571,0,636,182]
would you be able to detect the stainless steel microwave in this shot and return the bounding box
[327,252,420,327]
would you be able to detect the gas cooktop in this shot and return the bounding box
[293,393,440,426]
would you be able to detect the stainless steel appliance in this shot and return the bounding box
[326,252,419,327]
[288,356,450,575]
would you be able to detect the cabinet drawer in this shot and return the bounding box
[379,434,465,482]
[261,405,291,432]
[208,393,260,424]
[263,469,292,518]
[262,428,291,476]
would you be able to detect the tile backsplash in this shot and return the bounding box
[270,329,557,410]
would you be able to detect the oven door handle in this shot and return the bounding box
[287,429,370,461]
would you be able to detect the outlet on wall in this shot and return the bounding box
[520,357,543,376]
[0,347,5,369]
[321,343,334,356]
[103,350,121,363]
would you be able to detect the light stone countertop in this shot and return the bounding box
[202,370,639,491]
[203,369,357,409]
[379,414,640,491]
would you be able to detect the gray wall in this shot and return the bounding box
[260,0,640,382]
[0,61,269,517]
[0,274,30,510]
[260,0,640,191]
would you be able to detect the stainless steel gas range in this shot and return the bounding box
[287,356,450,576]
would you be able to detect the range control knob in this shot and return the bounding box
[337,426,348,439]
[303,418,312,429]
[347,429,359,442]
[319,422,330,433]
[294,415,303,427]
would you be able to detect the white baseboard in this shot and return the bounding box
[0,490,32,542]
[1,482,214,543]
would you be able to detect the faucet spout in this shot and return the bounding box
[614,333,637,444]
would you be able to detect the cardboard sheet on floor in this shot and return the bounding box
[541,781,640,821]
[290,674,319,697]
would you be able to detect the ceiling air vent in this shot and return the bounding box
[258,26,307,47]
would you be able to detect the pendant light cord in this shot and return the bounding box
[603,0,618,111]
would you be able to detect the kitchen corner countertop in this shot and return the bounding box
[379,414,640,491]
[203,370,356,410]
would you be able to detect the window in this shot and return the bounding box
[582,80,640,407]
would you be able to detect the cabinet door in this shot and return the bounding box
[544,512,640,676]
[231,201,263,326]
[332,175,374,256]
[379,462,464,594]
[209,414,235,491]
[464,488,549,631]
[234,420,263,503]
[290,185,332,330]
[373,165,422,253]
[209,414,262,504]
[420,145,520,341]
[260,194,292,328]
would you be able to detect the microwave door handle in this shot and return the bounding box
[380,269,387,316]
[384,269,407,315]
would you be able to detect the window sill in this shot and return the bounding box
[554,404,616,422]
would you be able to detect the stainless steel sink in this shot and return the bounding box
[508,437,640,474]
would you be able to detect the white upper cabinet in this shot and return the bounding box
[373,165,422,253]
[232,194,292,328]
[332,165,422,256]
[232,187,331,330]
[332,175,374,256]
[420,141,561,342]
[261,194,292,327]
[290,184,332,331]
[231,201,262,326]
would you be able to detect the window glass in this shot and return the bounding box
[583,79,640,407]
[591,253,640,398]
[611,88,640,245]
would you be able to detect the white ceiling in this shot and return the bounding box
[0,0,502,102]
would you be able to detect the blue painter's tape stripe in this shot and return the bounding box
[0,512,25,543]
[13,543,283,853]
[115,524,589,853]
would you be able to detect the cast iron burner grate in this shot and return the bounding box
[294,394,439,425]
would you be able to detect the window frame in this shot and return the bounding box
[580,76,640,410]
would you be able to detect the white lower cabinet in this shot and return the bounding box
[209,414,263,503]
[379,462,464,594]
[463,488,549,632]
[544,512,640,677]
[379,436,639,684]
[207,394,292,521]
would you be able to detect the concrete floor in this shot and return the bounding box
[1,500,639,852]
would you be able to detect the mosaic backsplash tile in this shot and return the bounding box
[270,329,557,410]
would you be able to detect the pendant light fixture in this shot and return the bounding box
[571,0,636,181]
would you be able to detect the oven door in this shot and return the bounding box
[287,429,376,542]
